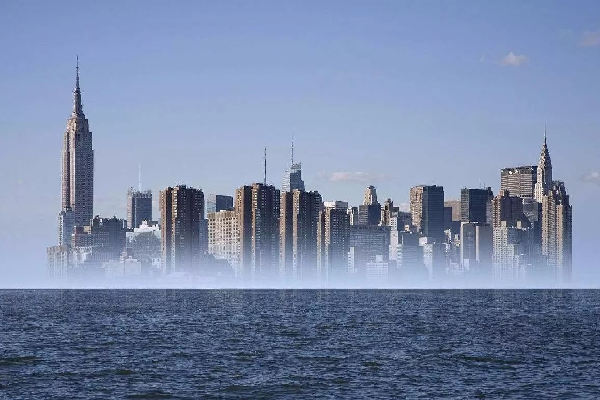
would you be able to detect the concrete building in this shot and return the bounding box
[357,186,381,226]
[207,210,240,276]
[492,189,525,228]
[395,232,425,279]
[419,236,445,280]
[460,222,492,274]
[317,203,350,283]
[541,181,572,283]
[126,188,152,229]
[205,194,234,216]
[500,166,537,199]
[58,207,75,247]
[280,190,322,284]
[444,200,461,222]
[236,183,280,282]
[160,185,204,274]
[493,221,531,282]
[410,185,445,242]
[348,225,390,277]
[61,59,94,228]
[126,221,161,271]
[460,187,493,224]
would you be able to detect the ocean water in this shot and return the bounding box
[0,290,599,399]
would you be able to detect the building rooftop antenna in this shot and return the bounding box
[138,162,142,191]
[263,147,267,185]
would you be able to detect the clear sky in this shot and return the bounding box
[1,1,599,284]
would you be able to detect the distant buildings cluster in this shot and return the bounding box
[47,64,573,287]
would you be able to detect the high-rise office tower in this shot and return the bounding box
[363,185,378,205]
[348,225,390,277]
[381,198,399,226]
[205,194,234,216]
[534,130,553,203]
[357,186,381,226]
[491,189,525,228]
[541,181,572,283]
[317,202,350,283]
[492,220,532,282]
[58,207,75,247]
[280,190,322,283]
[500,166,537,199]
[160,185,204,274]
[461,187,493,224]
[410,185,445,241]
[460,222,493,273]
[207,210,240,276]
[282,138,305,192]
[126,188,152,229]
[235,183,280,281]
[61,58,94,228]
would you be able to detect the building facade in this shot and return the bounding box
[317,203,350,283]
[541,181,572,283]
[279,190,322,283]
[126,188,152,229]
[460,187,493,224]
[160,185,204,274]
[235,183,280,282]
[207,210,240,276]
[500,166,537,199]
[61,60,94,228]
[410,185,445,241]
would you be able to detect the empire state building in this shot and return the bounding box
[61,59,94,227]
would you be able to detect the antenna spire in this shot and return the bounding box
[263,147,267,185]
[544,120,547,145]
[72,55,84,117]
[138,162,142,191]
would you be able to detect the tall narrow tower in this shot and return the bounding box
[61,57,94,227]
[534,126,552,203]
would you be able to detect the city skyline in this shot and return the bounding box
[0,1,598,285]
[44,62,572,287]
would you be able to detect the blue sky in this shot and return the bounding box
[1,1,599,284]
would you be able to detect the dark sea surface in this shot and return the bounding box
[1,290,599,399]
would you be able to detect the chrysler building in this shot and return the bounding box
[534,127,552,203]
[61,58,94,227]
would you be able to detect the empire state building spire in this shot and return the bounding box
[534,124,553,202]
[61,56,94,227]
[72,55,84,117]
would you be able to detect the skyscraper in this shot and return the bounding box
[235,183,280,281]
[541,181,572,283]
[126,188,152,229]
[160,185,204,274]
[460,187,493,224]
[61,58,94,228]
[317,202,350,283]
[207,210,240,276]
[205,194,234,216]
[491,189,525,228]
[58,207,75,247]
[279,190,322,283]
[534,130,553,203]
[282,138,305,192]
[500,166,537,199]
[357,185,381,226]
[460,222,492,274]
[410,185,445,241]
